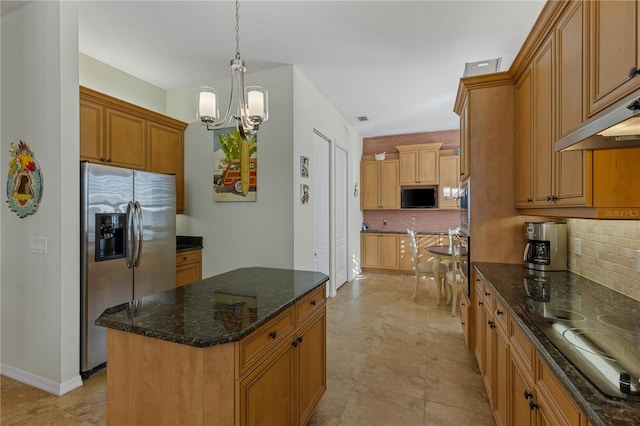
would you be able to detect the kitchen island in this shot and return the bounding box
[96,267,328,426]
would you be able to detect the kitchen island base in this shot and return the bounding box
[101,273,327,426]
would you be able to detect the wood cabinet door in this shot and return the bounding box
[399,234,415,271]
[515,67,534,207]
[296,311,326,426]
[459,289,471,349]
[399,150,419,185]
[588,0,640,116]
[494,326,509,426]
[361,233,382,269]
[105,108,147,170]
[238,340,295,426]
[483,302,495,406]
[379,160,400,209]
[474,285,486,376]
[510,355,535,426]
[148,121,184,213]
[439,156,460,209]
[532,37,555,207]
[175,250,202,287]
[418,149,438,184]
[361,161,381,210]
[554,1,592,208]
[380,234,399,270]
[80,99,105,163]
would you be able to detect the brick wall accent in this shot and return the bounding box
[362,129,460,155]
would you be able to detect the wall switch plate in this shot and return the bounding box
[574,238,581,256]
[30,236,47,254]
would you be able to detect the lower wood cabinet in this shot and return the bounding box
[458,288,471,349]
[473,266,588,426]
[361,233,399,270]
[238,285,326,426]
[106,284,326,426]
[176,249,202,287]
[362,232,448,272]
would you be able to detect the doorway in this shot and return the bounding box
[334,146,348,290]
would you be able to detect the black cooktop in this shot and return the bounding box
[521,275,640,402]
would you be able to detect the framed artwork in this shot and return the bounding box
[300,184,309,205]
[300,155,309,178]
[212,127,257,202]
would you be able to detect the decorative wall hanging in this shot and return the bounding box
[213,127,257,202]
[300,184,309,205]
[300,156,309,178]
[6,140,43,218]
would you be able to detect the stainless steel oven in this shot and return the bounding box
[459,180,470,295]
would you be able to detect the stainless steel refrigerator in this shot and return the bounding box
[80,162,176,377]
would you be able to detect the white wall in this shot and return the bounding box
[1,1,82,394]
[166,66,295,277]
[79,54,166,114]
[291,68,363,285]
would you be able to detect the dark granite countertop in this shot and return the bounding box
[361,230,448,235]
[176,235,203,253]
[96,267,329,348]
[474,262,640,426]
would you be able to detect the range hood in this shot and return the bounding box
[555,93,640,151]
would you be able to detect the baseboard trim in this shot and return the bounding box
[1,363,83,396]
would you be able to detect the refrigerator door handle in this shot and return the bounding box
[134,201,143,267]
[126,201,136,269]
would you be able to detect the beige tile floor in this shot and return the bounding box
[1,272,494,425]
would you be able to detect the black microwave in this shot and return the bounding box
[401,187,437,209]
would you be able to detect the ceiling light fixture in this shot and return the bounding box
[195,0,268,137]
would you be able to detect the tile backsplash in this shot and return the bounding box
[363,209,460,233]
[567,219,640,300]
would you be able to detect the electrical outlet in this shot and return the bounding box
[574,238,581,256]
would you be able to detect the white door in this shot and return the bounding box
[313,132,330,281]
[334,146,348,290]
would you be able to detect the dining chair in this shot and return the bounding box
[445,236,467,316]
[407,228,448,303]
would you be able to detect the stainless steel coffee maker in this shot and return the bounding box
[523,222,567,271]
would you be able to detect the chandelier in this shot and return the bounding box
[196,0,268,137]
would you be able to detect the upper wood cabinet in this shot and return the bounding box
[515,67,534,208]
[515,3,592,210]
[80,86,187,213]
[588,0,640,117]
[360,159,400,210]
[396,143,442,186]
[438,155,460,209]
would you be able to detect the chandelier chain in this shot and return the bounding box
[235,0,241,60]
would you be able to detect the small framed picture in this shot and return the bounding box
[300,184,309,205]
[300,156,309,178]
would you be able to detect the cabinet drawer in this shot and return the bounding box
[296,284,326,326]
[176,250,200,265]
[510,321,535,375]
[237,307,294,377]
[494,298,509,333]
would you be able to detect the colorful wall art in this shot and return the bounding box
[212,127,257,202]
[6,140,43,218]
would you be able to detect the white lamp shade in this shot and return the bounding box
[196,86,218,123]
[246,86,268,122]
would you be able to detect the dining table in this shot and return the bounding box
[425,244,468,304]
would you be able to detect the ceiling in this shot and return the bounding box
[17,1,547,138]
